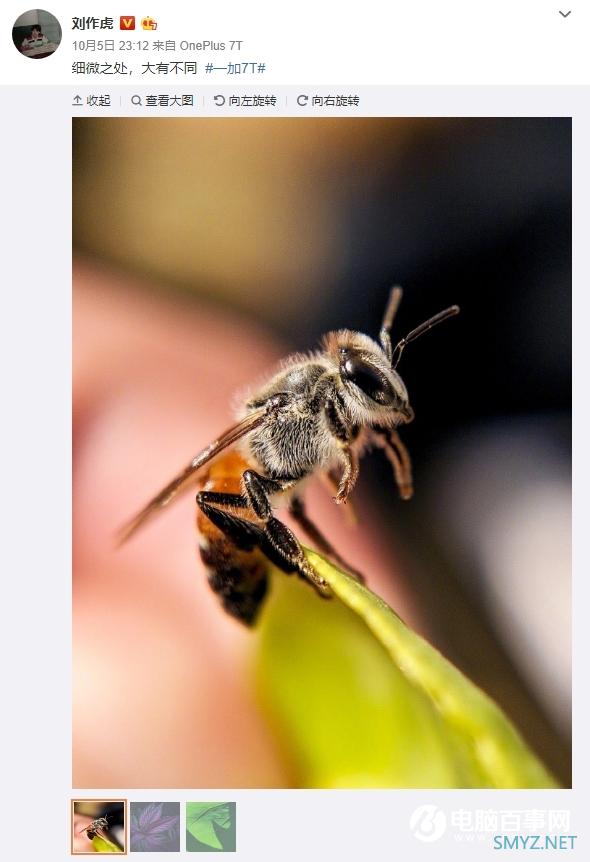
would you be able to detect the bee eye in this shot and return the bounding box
[341,355,394,405]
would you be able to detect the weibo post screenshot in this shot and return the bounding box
[1,2,587,859]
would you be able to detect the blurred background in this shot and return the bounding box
[73,117,571,786]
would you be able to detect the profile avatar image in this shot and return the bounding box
[12,9,61,58]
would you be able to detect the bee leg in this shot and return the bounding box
[322,395,360,504]
[321,468,358,525]
[241,470,332,598]
[371,426,414,500]
[196,490,263,549]
[333,446,359,505]
[197,487,331,602]
[289,496,365,583]
[264,515,332,598]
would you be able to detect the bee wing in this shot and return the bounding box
[117,408,267,544]
[76,824,93,835]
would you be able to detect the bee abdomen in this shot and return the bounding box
[199,538,268,625]
[196,452,270,626]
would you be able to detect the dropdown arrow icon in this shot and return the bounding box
[559,10,572,16]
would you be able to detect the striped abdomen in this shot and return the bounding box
[196,451,270,625]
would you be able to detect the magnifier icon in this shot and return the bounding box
[131,95,142,106]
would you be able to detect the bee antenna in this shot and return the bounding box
[379,286,403,362]
[392,305,460,369]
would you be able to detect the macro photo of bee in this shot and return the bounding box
[76,815,111,842]
[121,287,459,625]
[74,117,571,793]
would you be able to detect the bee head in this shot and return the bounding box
[322,289,459,427]
[323,331,414,425]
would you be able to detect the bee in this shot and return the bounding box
[120,287,458,625]
[77,815,111,841]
